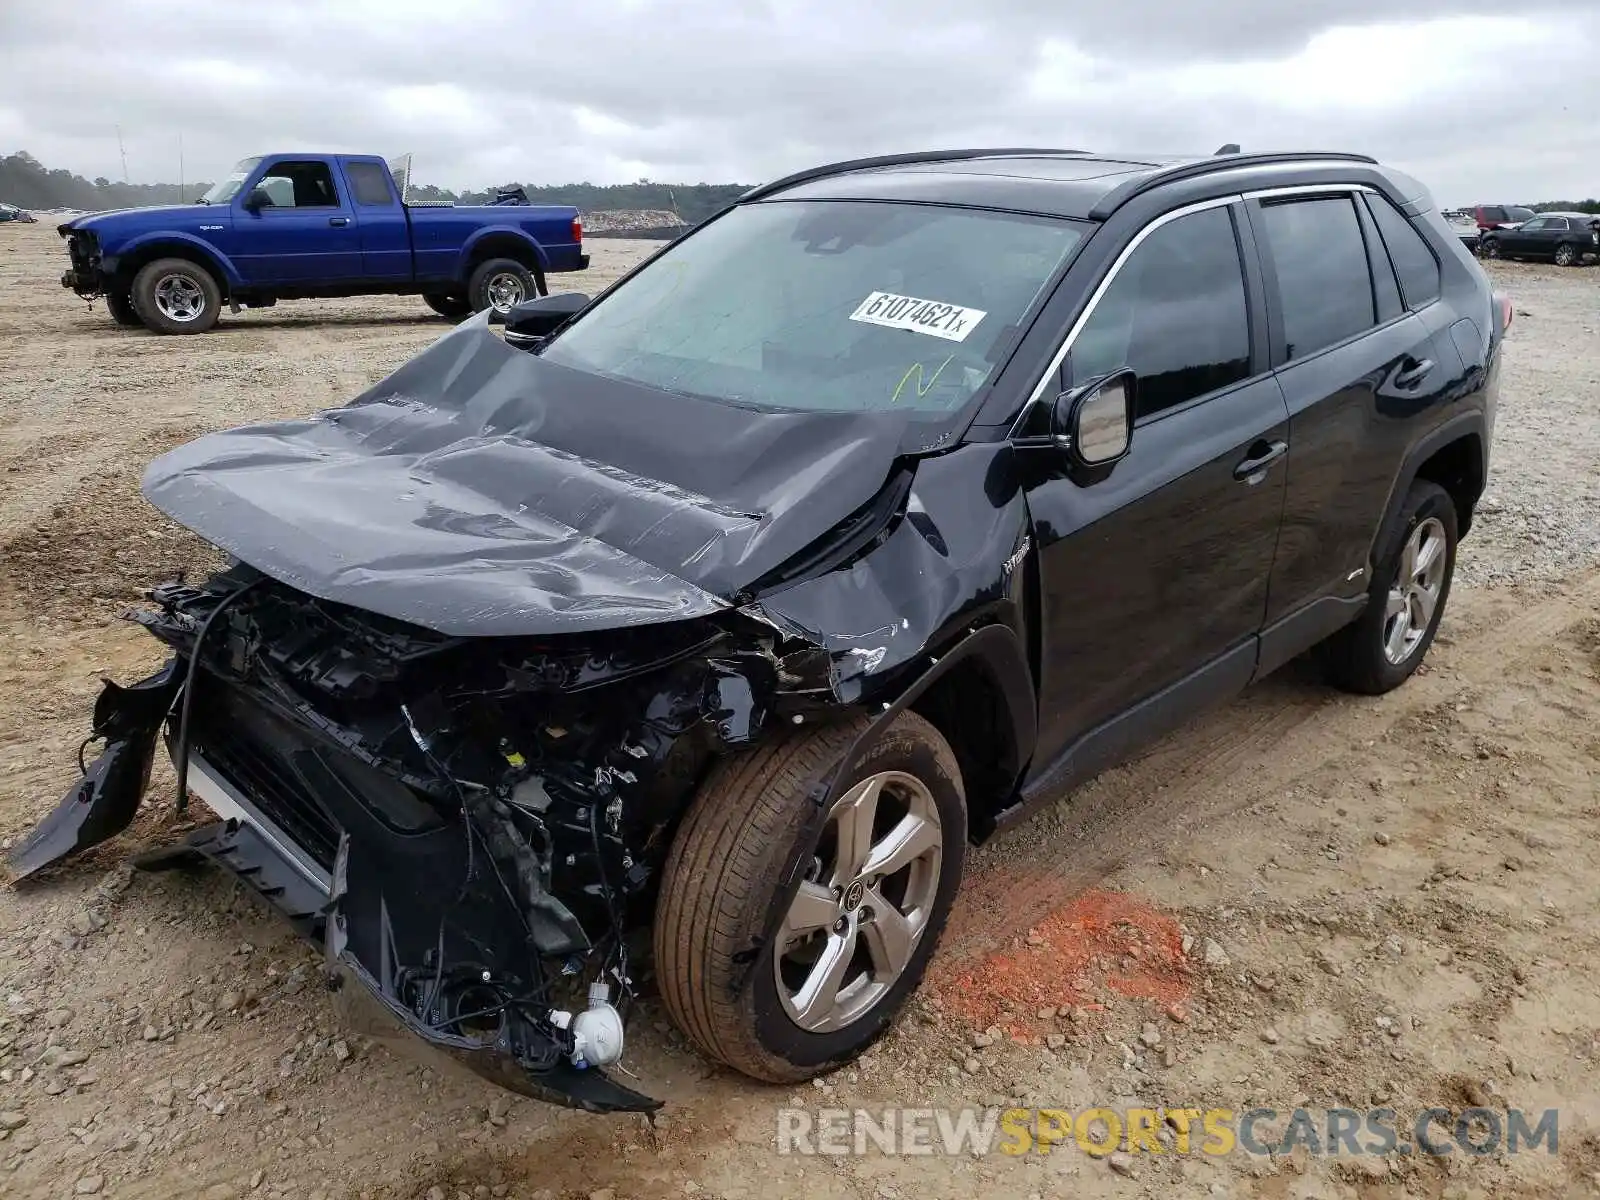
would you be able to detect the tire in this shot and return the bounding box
[466,258,536,315]
[129,258,221,334]
[1554,242,1577,267]
[654,711,966,1083]
[1323,480,1457,696]
[1478,239,1500,259]
[105,290,141,327]
[423,292,473,320]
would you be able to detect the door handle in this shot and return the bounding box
[1233,439,1288,483]
[1394,357,1434,389]
[329,217,350,227]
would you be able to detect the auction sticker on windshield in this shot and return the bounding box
[850,292,987,342]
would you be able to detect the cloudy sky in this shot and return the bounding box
[2,0,1596,204]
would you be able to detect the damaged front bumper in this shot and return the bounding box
[60,230,106,299]
[8,659,660,1113]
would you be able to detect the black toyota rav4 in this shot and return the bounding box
[14,148,1504,1112]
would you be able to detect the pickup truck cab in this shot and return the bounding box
[58,153,589,333]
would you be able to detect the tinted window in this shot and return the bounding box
[1479,206,1506,223]
[345,161,395,207]
[255,161,340,208]
[1259,197,1375,360]
[1068,206,1251,419]
[544,201,1084,416]
[1366,196,1440,308]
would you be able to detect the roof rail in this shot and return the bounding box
[741,147,1091,203]
[1087,151,1380,219]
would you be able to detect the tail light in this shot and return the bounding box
[1494,292,1513,333]
[571,216,583,243]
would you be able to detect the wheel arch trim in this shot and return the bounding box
[1370,411,1487,568]
[735,624,1034,998]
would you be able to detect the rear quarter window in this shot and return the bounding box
[345,161,396,207]
[1365,195,1441,309]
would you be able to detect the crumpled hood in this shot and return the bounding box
[142,315,921,636]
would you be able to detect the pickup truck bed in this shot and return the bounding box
[59,153,588,334]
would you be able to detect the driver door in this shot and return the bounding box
[1021,202,1290,783]
[228,158,363,285]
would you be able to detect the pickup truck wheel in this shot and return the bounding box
[1323,480,1457,696]
[654,711,966,1083]
[105,290,142,327]
[130,258,221,334]
[423,293,472,320]
[467,258,535,316]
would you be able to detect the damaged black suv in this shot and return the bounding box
[14,148,1504,1112]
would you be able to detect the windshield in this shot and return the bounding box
[200,158,261,205]
[542,200,1085,417]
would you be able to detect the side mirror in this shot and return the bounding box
[498,292,591,343]
[1052,370,1135,468]
[242,188,273,213]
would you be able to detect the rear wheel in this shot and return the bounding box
[423,292,472,319]
[654,711,966,1082]
[105,290,141,327]
[1322,480,1457,695]
[130,258,221,334]
[1554,242,1578,267]
[466,258,536,316]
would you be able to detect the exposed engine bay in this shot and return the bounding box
[13,563,844,1111]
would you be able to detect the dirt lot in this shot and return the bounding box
[1,221,1598,1200]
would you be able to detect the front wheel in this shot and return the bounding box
[654,711,966,1083]
[1322,480,1457,695]
[466,258,536,316]
[105,290,141,327]
[1478,239,1500,259]
[129,258,221,334]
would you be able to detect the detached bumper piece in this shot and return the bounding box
[8,661,179,878]
[8,659,660,1114]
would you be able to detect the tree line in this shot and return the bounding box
[1,151,751,223]
[6,150,1592,223]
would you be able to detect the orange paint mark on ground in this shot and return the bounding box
[938,888,1192,1038]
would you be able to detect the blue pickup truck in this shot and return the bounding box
[58,153,588,334]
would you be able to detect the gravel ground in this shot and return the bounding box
[1456,260,1600,585]
[0,224,1598,1200]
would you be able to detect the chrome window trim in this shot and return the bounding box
[1011,182,1375,436]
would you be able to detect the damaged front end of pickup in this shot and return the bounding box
[10,565,839,1113]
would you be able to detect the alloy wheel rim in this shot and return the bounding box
[153,273,206,322]
[773,770,942,1033]
[1555,245,1574,265]
[1382,516,1447,665]
[485,272,526,313]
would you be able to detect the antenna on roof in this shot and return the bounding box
[1214,143,1241,155]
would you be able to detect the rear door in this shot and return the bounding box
[1022,201,1290,777]
[1248,187,1459,676]
[339,159,412,282]
[231,158,362,284]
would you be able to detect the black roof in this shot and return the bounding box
[754,149,1382,221]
